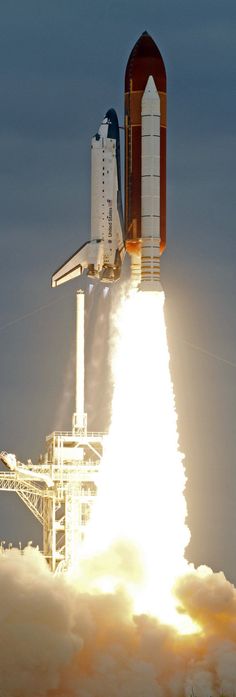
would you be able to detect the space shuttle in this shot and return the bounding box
[52,108,125,287]
[52,33,167,291]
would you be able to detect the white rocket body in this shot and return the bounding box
[139,75,162,292]
[51,110,124,287]
[90,126,124,273]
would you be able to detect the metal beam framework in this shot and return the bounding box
[0,291,104,573]
[0,473,47,525]
[0,431,103,572]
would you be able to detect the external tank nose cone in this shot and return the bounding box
[125,32,166,92]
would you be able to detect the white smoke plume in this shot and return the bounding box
[1,547,236,696]
[1,282,234,696]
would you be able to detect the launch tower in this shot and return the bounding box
[0,291,104,572]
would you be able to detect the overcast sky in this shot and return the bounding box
[0,0,235,581]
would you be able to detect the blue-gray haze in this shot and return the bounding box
[0,0,235,582]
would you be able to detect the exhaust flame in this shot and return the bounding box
[81,288,194,631]
[2,287,236,695]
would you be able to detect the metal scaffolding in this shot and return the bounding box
[0,290,105,572]
[0,435,102,571]
[0,472,46,525]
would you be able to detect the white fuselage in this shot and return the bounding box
[51,110,124,287]
[91,128,123,269]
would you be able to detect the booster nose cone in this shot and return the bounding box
[143,74,158,97]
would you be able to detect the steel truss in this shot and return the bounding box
[0,430,103,572]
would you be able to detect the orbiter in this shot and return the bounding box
[52,109,125,286]
[52,32,166,291]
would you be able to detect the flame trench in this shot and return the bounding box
[82,289,191,629]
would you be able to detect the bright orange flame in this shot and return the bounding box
[80,288,198,633]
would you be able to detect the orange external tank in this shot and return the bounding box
[125,31,167,259]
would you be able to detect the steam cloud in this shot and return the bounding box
[1,547,236,696]
[1,283,233,696]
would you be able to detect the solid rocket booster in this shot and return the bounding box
[124,31,167,290]
[140,76,161,290]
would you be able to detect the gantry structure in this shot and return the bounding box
[0,291,105,572]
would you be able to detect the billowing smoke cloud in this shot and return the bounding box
[1,547,236,697]
[1,282,233,696]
